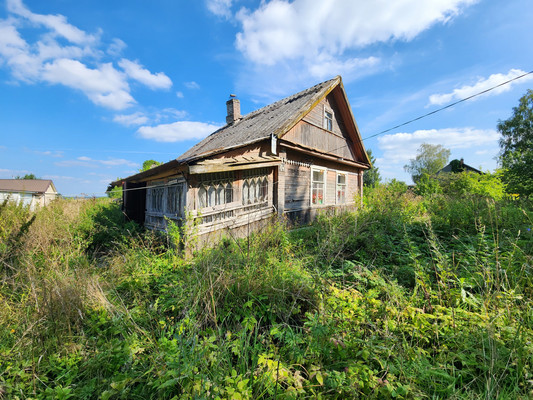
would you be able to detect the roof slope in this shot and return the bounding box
[177,77,340,162]
[0,179,54,193]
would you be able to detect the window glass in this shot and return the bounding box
[242,168,269,205]
[324,110,333,131]
[337,173,346,204]
[312,169,325,205]
[197,172,234,209]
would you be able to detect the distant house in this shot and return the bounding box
[438,159,482,175]
[112,76,371,241]
[0,179,58,210]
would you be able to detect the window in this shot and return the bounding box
[197,171,234,209]
[150,184,164,212]
[311,168,325,205]
[242,168,269,205]
[148,180,185,216]
[324,109,333,131]
[166,184,182,214]
[336,173,346,204]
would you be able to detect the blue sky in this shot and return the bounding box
[1,0,532,196]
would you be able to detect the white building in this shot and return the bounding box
[0,179,58,211]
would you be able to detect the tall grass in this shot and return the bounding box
[0,187,532,399]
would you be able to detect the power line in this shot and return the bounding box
[361,69,533,141]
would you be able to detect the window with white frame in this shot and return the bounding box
[324,109,333,131]
[311,168,325,205]
[197,171,234,209]
[336,173,346,204]
[242,168,268,205]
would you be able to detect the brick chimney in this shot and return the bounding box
[226,94,241,125]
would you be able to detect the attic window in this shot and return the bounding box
[324,109,333,131]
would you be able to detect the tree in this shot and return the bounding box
[498,89,533,197]
[15,173,38,179]
[140,160,162,172]
[404,143,450,184]
[363,149,381,187]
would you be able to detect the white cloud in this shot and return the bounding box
[176,91,184,98]
[184,81,200,90]
[0,1,173,111]
[118,58,172,90]
[207,0,233,18]
[33,149,64,158]
[137,121,221,142]
[56,156,138,168]
[308,55,380,80]
[41,58,135,110]
[107,38,126,56]
[377,127,499,165]
[113,112,149,126]
[429,69,533,105]
[7,0,98,45]
[236,0,477,66]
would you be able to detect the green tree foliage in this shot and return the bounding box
[363,149,381,187]
[498,89,533,197]
[15,173,38,179]
[404,143,450,183]
[106,185,122,199]
[140,159,162,172]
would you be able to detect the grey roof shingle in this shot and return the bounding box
[177,77,339,162]
[0,179,54,194]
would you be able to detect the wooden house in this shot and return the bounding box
[437,159,482,175]
[113,76,371,241]
[0,179,58,211]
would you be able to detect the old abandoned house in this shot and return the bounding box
[112,76,371,241]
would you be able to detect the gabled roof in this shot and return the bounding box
[438,159,482,175]
[113,76,370,186]
[177,76,342,162]
[0,179,56,194]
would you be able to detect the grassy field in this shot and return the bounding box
[1,178,532,399]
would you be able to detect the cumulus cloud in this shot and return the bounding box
[113,112,149,126]
[236,0,477,66]
[42,58,135,109]
[0,0,172,111]
[428,69,533,105]
[137,121,221,142]
[377,127,499,165]
[206,0,233,18]
[118,59,172,90]
[7,0,98,45]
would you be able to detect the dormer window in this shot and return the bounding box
[324,109,333,131]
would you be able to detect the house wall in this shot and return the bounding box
[0,189,56,211]
[281,148,362,223]
[282,94,357,161]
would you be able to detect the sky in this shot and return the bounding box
[0,0,532,196]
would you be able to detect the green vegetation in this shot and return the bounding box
[14,173,39,180]
[141,159,163,172]
[404,143,450,184]
[1,177,532,398]
[498,89,533,198]
[363,149,381,187]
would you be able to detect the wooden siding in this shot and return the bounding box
[284,163,310,210]
[283,93,357,162]
[326,170,336,205]
[347,173,359,204]
[302,93,346,136]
